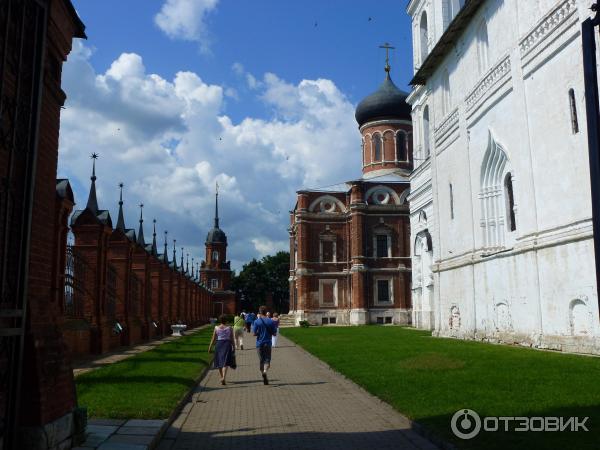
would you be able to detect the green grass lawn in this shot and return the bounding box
[75,327,213,419]
[282,326,600,450]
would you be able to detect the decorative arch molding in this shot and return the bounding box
[569,297,593,336]
[308,195,346,214]
[365,185,402,205]
[479,130,511,250]
[399,188,410,205]
[414,229,432,256]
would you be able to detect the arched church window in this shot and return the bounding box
[212,250,219,261]
[373,134,382,162]
[419,11,429,64]
[449,183,454,220]
[569,89,579,134]
[476,19,489,75]
[441,69,450,116]
[504,173,516,232]
[423,106,430,158]
[480,132,510,249]
[396,132,407,161]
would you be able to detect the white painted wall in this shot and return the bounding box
[407,0,600,352]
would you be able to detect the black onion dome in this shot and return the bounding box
[355,76,411,127]
[206,227,227,244]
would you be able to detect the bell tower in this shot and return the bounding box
[200,185,231,292]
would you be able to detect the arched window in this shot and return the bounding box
[419,12,429,64]
[476,19,489,74]
[373,134,382,162]
[480,132,510,249]
[504,173,516,232]
[423,106,430,158]
[449,183,454,220]
[396,132,407,161]
[441,69,450,116]
[212,250,219,261]
[569,89,579,134]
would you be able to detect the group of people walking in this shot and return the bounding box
[207,306,280,385]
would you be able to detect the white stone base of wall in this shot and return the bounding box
[434,329,600,356]
[288,309,412,326]
[412,309,435,330]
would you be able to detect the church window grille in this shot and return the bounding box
[569,89,579,134]
[449,183,454,220]
[376,279,391,303]
[376,234,390,258]
[211,279,219,289]
[373,134,382,162]
[419,11,429,64]
[396,132,407,161]
[476,19,489,75]
[423,106,431,158]
[320,240,335,262]
[441,69,451,116]
[504,173,516,232]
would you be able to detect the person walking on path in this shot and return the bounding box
[252,305,277,385]
[208,315,235,385]
[245,311,256,333]
[233,313,245,350]
[271,312,280,348]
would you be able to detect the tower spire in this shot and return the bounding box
[379,42,395,79]
[186,253,189,274]
[191,257,195,277]
[116,182,126,231]
[214,181,219,228]
[152,219,158,255]
[180,247,184,273]
[163,231,169,263]
[86,153,99,215]
[172,239,177,269]
[137,203,145,246]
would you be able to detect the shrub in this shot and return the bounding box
[299,320,310,328]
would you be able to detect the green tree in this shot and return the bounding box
[232,251,290,312]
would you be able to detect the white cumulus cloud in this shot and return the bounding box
[59,42,360,270]
[155,0,219,52]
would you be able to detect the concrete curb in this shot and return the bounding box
[281,332,456,450]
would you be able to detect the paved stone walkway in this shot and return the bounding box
[158,333,439,450]
[72,326,206,376]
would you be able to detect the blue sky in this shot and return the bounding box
[60,0,414,270]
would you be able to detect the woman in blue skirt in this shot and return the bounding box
[208,315,235,385]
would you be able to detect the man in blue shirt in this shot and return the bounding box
[252,305,277,385]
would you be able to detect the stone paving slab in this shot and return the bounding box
[160,333,441,450]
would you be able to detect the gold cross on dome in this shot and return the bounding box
[379,42,395,74]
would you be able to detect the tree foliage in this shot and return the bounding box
[231,251,290,312]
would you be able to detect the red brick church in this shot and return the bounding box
[289,65,413,325]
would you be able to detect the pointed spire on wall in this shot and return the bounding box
[86,153,99,215]
[214,181,219,228]
[151,219,158,255]
[191,257,195,277]
[186,253,189,274]
[196,262,200,281]
[172,239,177,269]
[180,247,184,273]
[163,231,169,263]
[137,203,145,246]
[116,182,126,231]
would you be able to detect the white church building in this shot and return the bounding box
[407,0,600,353]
